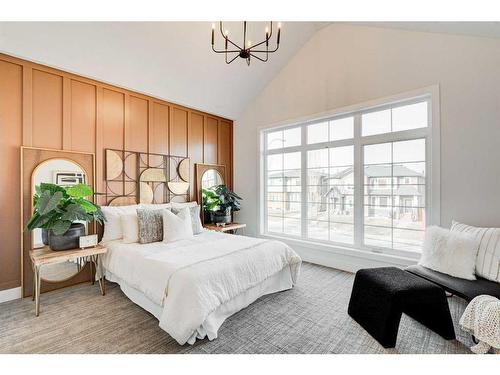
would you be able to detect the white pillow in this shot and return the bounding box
[101,204,142,243]
[172,205,203,235]
[120,213,139,244]
[451,220,500,282]
[170,201,198,210]
[162,207,194,243]
[419,226,479,280]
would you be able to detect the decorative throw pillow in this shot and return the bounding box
[163,207,194,243]
[451,221,500,282]
[101,204,141,243]
[172,205,203,235]
[120,213,139,244]
[419,226,479,280]
[170,201,198,210]
[136,208,164,244]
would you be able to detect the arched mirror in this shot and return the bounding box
[201,169,224,189]
[195,164,226,224]
[22,147,95,297]
[32,159,88,282]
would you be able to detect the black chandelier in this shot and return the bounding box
[211,21,281,66]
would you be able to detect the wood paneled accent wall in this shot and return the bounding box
[0,53,233,292]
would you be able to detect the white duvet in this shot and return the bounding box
[102,231,301,345]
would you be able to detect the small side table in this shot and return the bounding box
[204,223,246,234]
[29,245,107,316]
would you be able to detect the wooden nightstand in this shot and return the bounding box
[204,223,246,234]
[29,245,107,316]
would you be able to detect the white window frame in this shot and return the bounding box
[259,85,440,259]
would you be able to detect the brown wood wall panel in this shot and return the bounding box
[127,96,149,152]
[70,80,96,153]
[170,107,188,157]
[188,113,204,200]
[31,69,63,149]
[218,120,233,188]
[150,102,169,154]
[0,60,23,290]
[0,52,233,292]
[204,117,218,164]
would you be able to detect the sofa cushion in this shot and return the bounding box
[406,265,500,301]
[451,221,500,282]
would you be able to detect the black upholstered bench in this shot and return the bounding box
[348,267,455,348]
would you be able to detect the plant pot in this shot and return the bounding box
[212,208,232,224]
[42,228,50,246]
[49,223,85,251]
[204,210,213,224]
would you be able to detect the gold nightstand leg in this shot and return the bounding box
[34,265,41,316]
[32,267,35,301]
[97,255,105,296]
[89,256,94,284]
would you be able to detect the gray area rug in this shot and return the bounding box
[0,263,473,354]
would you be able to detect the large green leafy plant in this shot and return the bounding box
[202,185,242,214]
[26,183,105,235]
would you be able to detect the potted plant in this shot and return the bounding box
[202,188,220,223]
[204,185,242,224]
[26,183,105,251]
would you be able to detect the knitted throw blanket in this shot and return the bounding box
[459,295,500,354]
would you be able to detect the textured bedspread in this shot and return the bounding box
[103,232,301,344]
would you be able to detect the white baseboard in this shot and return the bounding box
[0,287,21,303]
[259,234,417,273]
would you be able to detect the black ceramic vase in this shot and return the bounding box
[212,208,232,224]
[42,228,50,246]
[49,223,85,251]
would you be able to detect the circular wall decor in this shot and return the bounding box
[167,181,190,195]
[139,182,154,204]
[140,168,166,182]
[106,150,123,180]
[109,196,137,206]
[178,158,190,182]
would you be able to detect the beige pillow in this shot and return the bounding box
[120,213,139,244]
[451,221,500,282]
[163,207,194,243]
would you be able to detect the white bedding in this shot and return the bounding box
[102,231,301,345]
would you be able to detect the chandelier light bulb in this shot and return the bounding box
[212,23,215,30]
[247,41,252,47]
[224,30,229,36]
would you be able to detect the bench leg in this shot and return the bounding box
[403,290,455,340]
[348,273,403,348]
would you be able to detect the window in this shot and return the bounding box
[261,93,435,256]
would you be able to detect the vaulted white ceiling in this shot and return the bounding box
[0,22,326,119]
[1,22,499,120]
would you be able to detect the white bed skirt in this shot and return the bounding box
[106,267,294,344]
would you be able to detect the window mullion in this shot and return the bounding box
[353,114,363,248]
[300,125,308,239]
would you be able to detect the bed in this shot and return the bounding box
[102,230,301,345]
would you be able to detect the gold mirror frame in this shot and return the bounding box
[195,163,226,224]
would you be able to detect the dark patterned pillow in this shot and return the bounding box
[136,208,164,244]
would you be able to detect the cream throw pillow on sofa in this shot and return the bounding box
[162,207,194,243]
[451,221,500,282]
[419,226,479,280]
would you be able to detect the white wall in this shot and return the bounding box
[234,24,500,269]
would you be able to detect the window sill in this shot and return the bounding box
[259,233,419,271]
